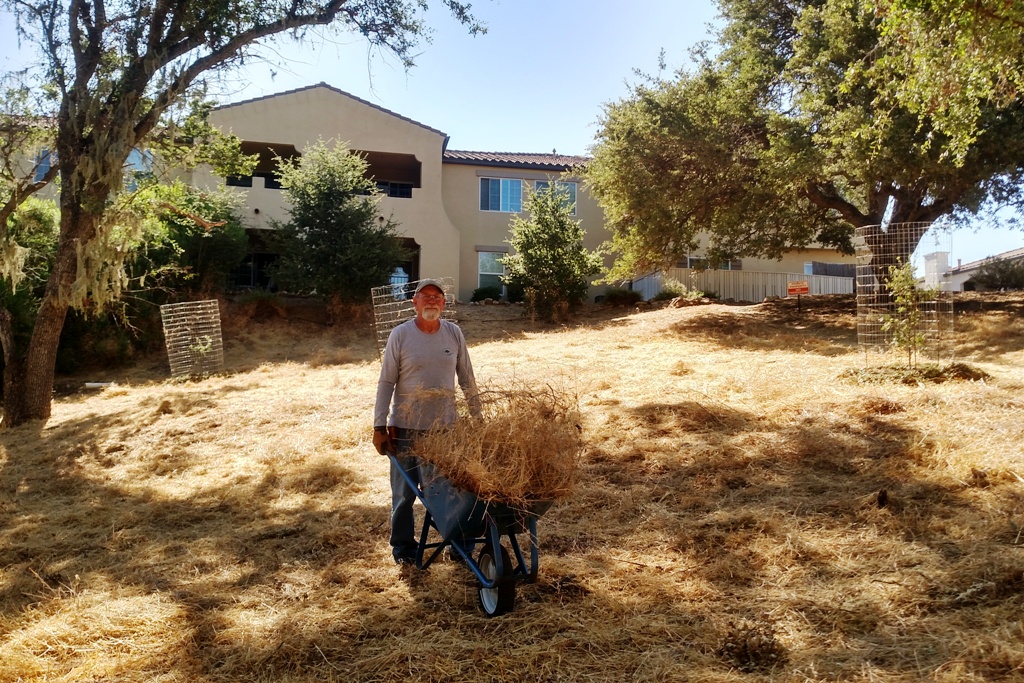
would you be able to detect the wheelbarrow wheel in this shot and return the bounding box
[477,545,515,617]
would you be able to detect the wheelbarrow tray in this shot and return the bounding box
[419,461,553,541]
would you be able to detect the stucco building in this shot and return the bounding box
[196,82,854,302]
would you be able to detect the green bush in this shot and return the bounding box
[881,260,937,368]
[604,287,643,306]
[137,182,248,297]
[471,286,502,302]
[502,182,603,320]
[505,282,525,303]
[656,277,687,299]
[270,140,407,305]
[972,256,1024,290]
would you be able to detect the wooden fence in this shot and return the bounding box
[630,268,854,303]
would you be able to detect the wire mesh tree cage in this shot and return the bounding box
[159,300,225,378]
[370,277,457,358]
[854,222,955,364]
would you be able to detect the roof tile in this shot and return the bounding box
[443,150,589,170]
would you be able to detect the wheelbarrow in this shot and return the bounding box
[388,453,552,616]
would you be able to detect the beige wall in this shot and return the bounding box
[200,85,463,292]
[193,83,853,302]
[741,248,857,274]
[441,163,610,302]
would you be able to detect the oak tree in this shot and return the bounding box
[584,0,1024,282]
[0,0,482,426]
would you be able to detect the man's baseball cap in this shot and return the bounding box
[414,278,446,295]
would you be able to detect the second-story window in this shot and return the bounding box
[480,177,522,212]
[534,180,577,215]
[377,181,413,198]
[34,149,55,183]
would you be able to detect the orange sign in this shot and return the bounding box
[787,280,810,296]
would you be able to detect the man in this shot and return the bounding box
[373,278,480,565]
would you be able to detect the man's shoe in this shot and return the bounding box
[395,555,416,566]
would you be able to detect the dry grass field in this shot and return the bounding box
[2,293,1023,682]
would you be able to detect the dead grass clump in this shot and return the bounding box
[413,383,584,504]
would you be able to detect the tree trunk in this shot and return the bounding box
[1,189,90,427]
[1,297,69,427]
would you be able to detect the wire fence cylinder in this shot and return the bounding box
[370,277,456,358]
[855,223,954,364]
[160,300,225,378]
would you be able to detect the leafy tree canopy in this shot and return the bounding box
[875,0,1024,162]
[502,182,602,320]
[270,140,407,307]
[140,181,249,296]
[584,0,1024,281]
[0,0,483,425]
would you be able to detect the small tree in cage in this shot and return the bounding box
[881,260,937,368]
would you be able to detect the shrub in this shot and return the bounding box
[270,140,407,306]
[505,281,525,303]
[972,256,1024,290]
[881,260,937,368]
[137,182,248,296]
[604,287,643,306]
[471,285,502,302]
[502,182,602,320]
[651,277,705,302]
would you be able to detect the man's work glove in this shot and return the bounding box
[373,426,397,455]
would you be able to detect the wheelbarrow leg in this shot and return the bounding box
[505,514,540,582]
[416,509,444,569]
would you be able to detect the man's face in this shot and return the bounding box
[413,285,446,322]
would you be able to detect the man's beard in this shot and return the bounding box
[421,308,441,322]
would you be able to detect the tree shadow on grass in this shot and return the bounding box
[551,397,1024,678]
[2,391,1022,681]
[667,308,859,355]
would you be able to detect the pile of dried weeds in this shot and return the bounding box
[413,383,584,504]
[839,361,991,385]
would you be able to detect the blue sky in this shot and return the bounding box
[219,0,719,157]
[2,0,1023,265]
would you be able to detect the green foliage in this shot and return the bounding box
[875,0,1024,162]
[505,281,525,304]
[471,286,502,302]
[971,257,1024,291]
[604,287,643,306]
[136,181,248,296]
[270,141,407,305]
[651,276,705,302]
[501,183,603,320]
[584,0,1024,281]
[881,261,937,368]
[1,197,59,343]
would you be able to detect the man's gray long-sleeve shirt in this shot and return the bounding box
[374,319,479,430]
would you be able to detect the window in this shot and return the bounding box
[478,251,506,292]
[480,178,522,212]
[226,175,253,187]
[534,180,577,215]
[34,149,54,183]
[255,172,282,190]
[377,181,413,198]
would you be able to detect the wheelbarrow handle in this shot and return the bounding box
[387,452,427,506]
